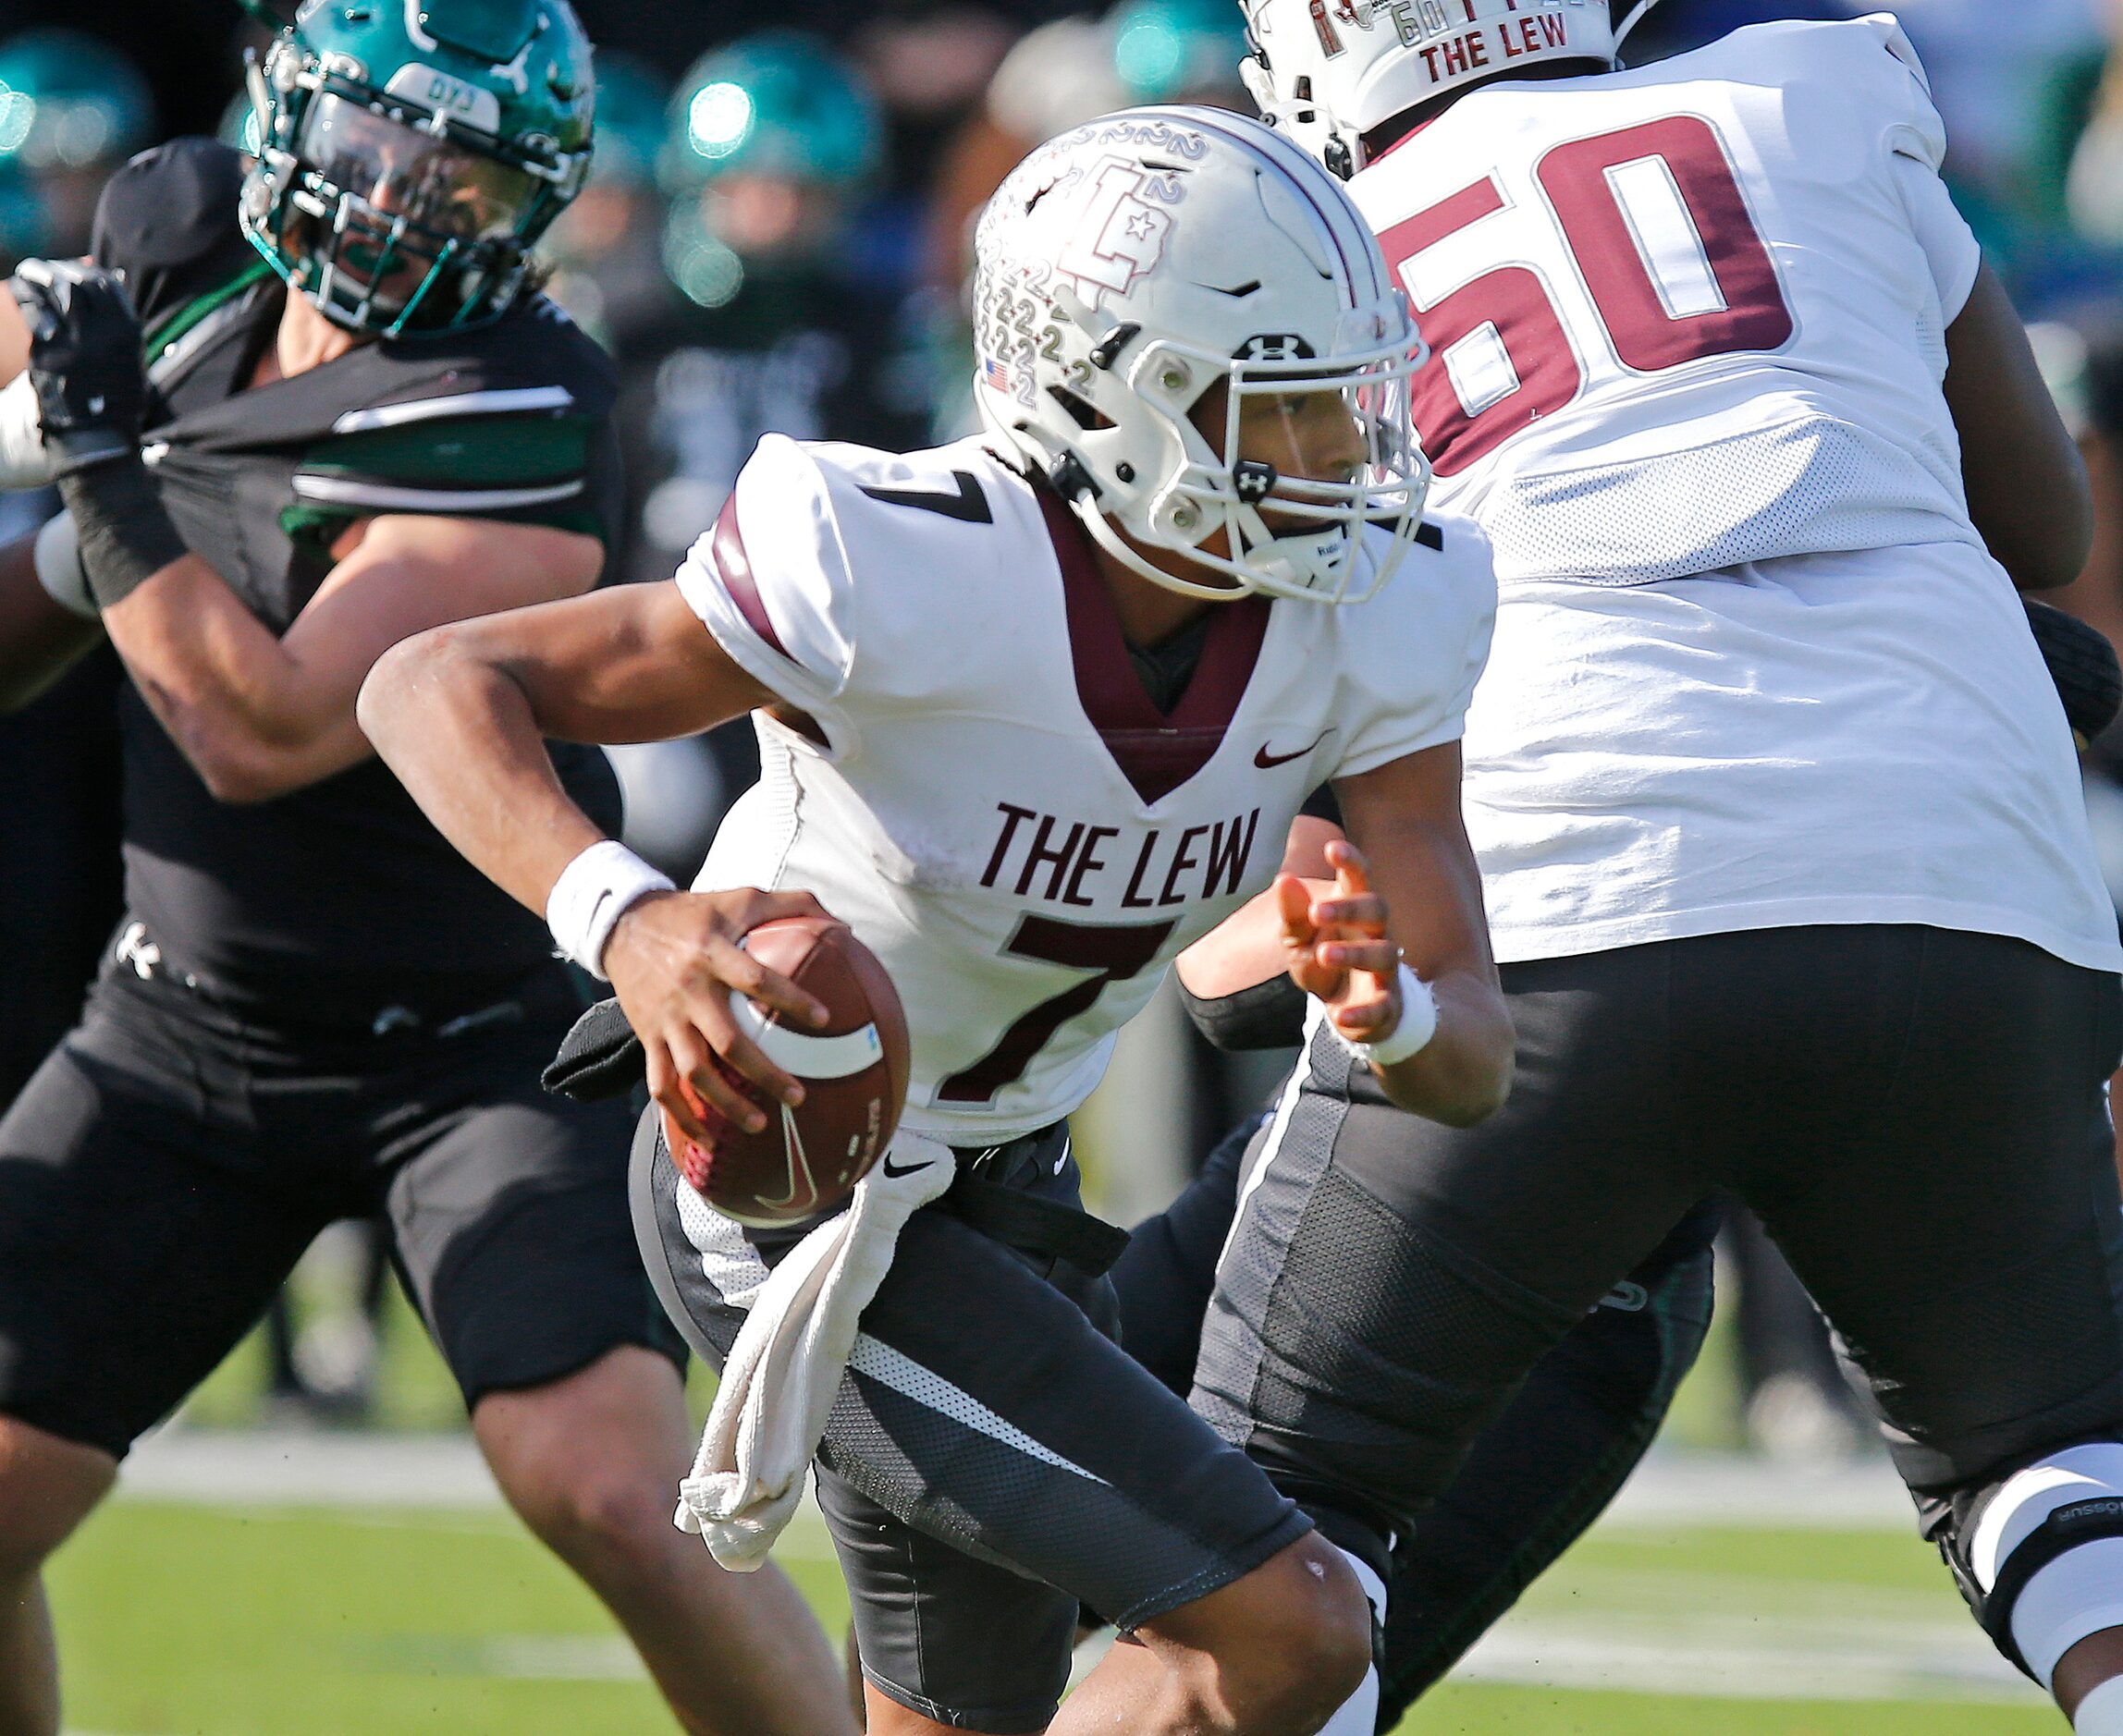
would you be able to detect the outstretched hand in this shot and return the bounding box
[603,886,835,1148]
[1277,838,1404,1045]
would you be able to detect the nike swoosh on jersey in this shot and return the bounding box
[1256,730,1332,769]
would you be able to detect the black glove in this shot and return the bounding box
[8,259,185,610]
[8,259,150,474]
[2026,596,2123,748]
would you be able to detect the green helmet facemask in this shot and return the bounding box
[239,0,596,337]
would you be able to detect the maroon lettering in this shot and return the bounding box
[1309,0,1343,56]
[1418,43,1442,78]
[1159,825,1209,906]
[981,803,1037,889]
[1540,13,1567,46]
[1440,33,1469,74]
[1013,815,1086,901]
[1065,826,1118,909]
[1467,30,1488,66]
[1503,18,1540,55]
[1201,809,1262,899]
[1122,832,1160,909]
[938,915,1175,1103]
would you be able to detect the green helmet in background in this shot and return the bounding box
[1107,0,1247,103]
[239,0,596,336]
[0,29,156,175]
[659,32,881,194]
[587,51,667,188]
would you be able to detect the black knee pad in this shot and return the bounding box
[1935,1439,2123,1684]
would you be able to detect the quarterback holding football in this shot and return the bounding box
[362,104,1509,1736]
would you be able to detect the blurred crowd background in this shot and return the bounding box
[8,0,2123,1459]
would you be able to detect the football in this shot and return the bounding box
[663,914,912,1229]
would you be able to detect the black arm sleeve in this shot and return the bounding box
[1179,972,1309,1052]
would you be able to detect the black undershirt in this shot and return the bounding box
[1124,611,1214,715]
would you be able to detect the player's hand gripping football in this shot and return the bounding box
[602,886,834,1144]
[1277,838,1405,1045]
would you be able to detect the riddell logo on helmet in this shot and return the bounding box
[1056,160,1181,300]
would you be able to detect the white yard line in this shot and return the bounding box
[118,1430,1912,1529]
[1454,1614,2041,1705]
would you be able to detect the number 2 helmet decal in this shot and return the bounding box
[973,106,1430,606]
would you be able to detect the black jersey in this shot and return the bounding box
[92,139,622,1008]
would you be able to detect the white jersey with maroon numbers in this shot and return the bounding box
[1347,15,2123,974]
[679,434,1495,1143]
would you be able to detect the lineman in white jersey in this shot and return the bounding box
[1175,6,2123,1734]
[359,108,1510,1735]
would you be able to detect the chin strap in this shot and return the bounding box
[1612,0,1667,55]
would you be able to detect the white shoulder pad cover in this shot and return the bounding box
[1855,11,1933,92]
[1858,12,1950,168]
[674,434,857,716]
[1331,513,1498,781]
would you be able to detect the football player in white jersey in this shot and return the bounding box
[1165,5,2123,1733]
[359,107,1510,1736]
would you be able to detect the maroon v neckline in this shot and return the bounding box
[1036,487,1270,805]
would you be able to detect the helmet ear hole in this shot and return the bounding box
[1047,385,1115,432]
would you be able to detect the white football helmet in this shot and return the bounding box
[1241,0,1663,176]
[972,105,1429,605]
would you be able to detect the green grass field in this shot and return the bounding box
[52,1259,2065,1734]
[48,1499,2060,1736]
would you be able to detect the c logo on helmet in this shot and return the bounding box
[1057,160,1176,300]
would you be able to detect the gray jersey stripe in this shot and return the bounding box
[289,474,585,512]
[330,385,577,434]
[849,1334,1111,1485]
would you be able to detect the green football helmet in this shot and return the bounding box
[658,32,881,194]
[0,29,156,175]
[239,0,596,336]
[586,51,667,189]
[1108,0,1246,103]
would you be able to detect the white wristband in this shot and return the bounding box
[0,372,60,491]
[1331,961,1439,1070]
[33,510,98,619]
[546,840,674,979]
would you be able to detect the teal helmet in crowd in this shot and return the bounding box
[657,32,881,308]
[1108,0,1247,102]
[659,32,882,194]
[237,0,596,336]
[587,51,667,188]
[0,29,156,175]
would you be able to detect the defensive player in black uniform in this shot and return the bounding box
[0,6,853,1733]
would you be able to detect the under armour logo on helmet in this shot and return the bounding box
[1236,333,1318,361]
